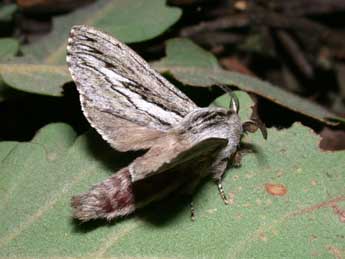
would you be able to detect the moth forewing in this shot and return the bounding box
[129,134,229,182]
[66,25,197,152]
[67,25,245,222]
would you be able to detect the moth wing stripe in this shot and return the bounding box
[74,56,182,126]
[73,48,190,117]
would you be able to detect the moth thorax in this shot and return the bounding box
[178,107,241,142]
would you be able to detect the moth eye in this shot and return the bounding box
[226,110,234,116]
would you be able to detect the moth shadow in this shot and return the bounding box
[136,180,208,227]
[238,142,268,167]
[70,214,134,233]
[70,194,194,233]
[137,198,188,227]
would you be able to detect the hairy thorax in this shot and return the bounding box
[173,107,243,180]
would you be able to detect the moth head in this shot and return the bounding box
[218,85,267,139]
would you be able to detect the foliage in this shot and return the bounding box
[0,1,344,258]
[0,92,344,258]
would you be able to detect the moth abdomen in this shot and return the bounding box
[71,166,192,221]
[71,168,135,221]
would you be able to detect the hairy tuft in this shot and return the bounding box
[71,168,135,221]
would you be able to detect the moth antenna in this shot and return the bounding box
[229,92,240,114]
[218,85,239,113]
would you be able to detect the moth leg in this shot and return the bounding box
[179,176,203,221]
[215,150,242,205]
[190,201,195,221]
[210,160,230,205]
[232,150,242,167]
[180,194,196,221]
[217,180,229,205]
[212,148,245,204]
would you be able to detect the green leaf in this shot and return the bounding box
[0,141,18,161]
[163,38,220,69]
[0,38,19,59]
[0,75,9,101]
[21,0,181,64]
[0,4,16,22]
[0,0,181,96]
[154,38,344,125]
[0,64,69,96]
[0,38,20,100]
[1,93,344,258]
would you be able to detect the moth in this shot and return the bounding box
[67,25,264,222]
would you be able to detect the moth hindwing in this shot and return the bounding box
[67,25,244,222]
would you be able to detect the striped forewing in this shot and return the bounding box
[66,25,197,151]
